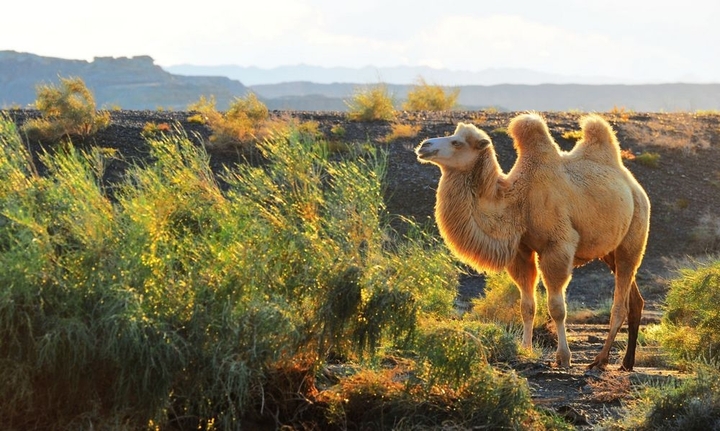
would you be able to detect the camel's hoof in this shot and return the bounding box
[554,358,571,370]
[586,361,607,372]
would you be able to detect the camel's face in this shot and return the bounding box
[415,122,492,170]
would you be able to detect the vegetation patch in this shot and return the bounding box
[633,151,661,168]
[345,84,396,122]
[384,122,422,142]
[21,76,110,142]
[187,93,289,151]
[0,113,559,430]
[402,77,459,111]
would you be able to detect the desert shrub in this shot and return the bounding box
[187,93,286,151]
[469,271,550,330]
[402,77,459,111]
[140,121,172,138]
[21,76,110,142]
[320,355,535,430]
[609,105,631,122]
[384,122,422,142]
[492,126,508,135]
[1,113,547,429]
[656,259,720,366]
[330,123,346,138]
[633,151,661,168]
[602,366,720,431]
[416,319,517,382]
[345,84,396,121]
[561,129,583,141]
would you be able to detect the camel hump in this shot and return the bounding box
[574,114,623,165]
[508,112,561,158]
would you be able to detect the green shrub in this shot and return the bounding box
[603,366,720,430]
[345,84,396,121]
[402,77,459,111]
[188,93,286,151]
[3,113,543,429]
[21,76,110,142]
[469,271,550,329]
[634,151,661,168]
[657,260,720,365]
[320,352,534,430]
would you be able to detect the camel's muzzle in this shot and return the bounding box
[416,141,438,159]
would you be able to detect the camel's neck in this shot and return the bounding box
[435,152,521,272]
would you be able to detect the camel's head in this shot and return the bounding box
[415,122,492,170]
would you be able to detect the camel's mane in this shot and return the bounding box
[435,143,521,272]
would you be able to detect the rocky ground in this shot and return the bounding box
[6,108,720,428]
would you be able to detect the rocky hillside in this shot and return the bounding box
[0,51,249,110]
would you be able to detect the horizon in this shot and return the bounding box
[2,0,719,85]
[6,50,718,87]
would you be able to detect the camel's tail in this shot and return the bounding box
[574,114,623,166]
[508,112,561,158]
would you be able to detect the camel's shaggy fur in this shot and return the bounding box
[416,113,650,370]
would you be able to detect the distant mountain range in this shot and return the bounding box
[2,51,720,112]
[0,51,249,111]
[164,63,625,86]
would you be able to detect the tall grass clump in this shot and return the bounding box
[468,271,550,330]
[402,77,459,111]
[0,114,182,429]
[345,84,396,121]
[0,113,550,429]
[21,76,110,142]
[602,365,720,430]
[655,259,720,365]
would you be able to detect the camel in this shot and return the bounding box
[415,113,650,370]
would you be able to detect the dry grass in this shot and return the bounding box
[618,113,715,152]
[587,371,632,403]
[384,122,421,142]
[561,129,583,141]
[690,212,720,252]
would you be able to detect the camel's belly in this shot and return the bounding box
[527,181,635,261]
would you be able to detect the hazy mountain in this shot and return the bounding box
[251,81,720,112]
[2,51,720,112]
[165,63,623,86]
[0,51,249,110]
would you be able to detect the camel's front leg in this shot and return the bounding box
[507,245,539,350]
[538,248,574,368]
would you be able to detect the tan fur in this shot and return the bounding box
[416,113,650,370]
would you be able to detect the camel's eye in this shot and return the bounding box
[451,140,463,147]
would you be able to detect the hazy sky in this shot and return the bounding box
[4,0,719,83]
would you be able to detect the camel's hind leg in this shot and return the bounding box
[507,244,539,350]
[589,250,645,371]
[622,280,644,370]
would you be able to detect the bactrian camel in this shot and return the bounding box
[415,113,650,370]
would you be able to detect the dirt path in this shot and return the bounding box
[521,313,688,428]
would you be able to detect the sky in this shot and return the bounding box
[4,0,720,83]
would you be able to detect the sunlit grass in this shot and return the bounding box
[0,113,551,429]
